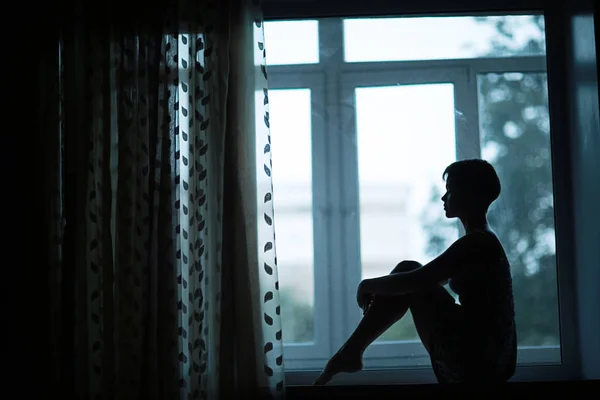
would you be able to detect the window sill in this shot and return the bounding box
[285,365,569,386]
[285,380,598,399]
[284,345,563,382]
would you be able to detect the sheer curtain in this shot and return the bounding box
[46,0,284,398]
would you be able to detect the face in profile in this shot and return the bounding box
[441,177,476,219]
[441,181,461,219]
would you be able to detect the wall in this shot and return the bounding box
[569,6,600,380]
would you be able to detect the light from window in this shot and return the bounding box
[256,20,320,66]
[256,89,316,344]
[478,72,560,356]
[355,84,459,341]
[343,15,546,62]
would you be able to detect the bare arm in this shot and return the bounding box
[362,232,488,296]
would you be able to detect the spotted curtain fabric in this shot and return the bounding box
[47,0,285,398]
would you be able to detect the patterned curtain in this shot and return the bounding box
[46,0,285,398]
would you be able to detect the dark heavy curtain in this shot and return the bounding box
[38,0,285,398]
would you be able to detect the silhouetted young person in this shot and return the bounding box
[314,159,517,385]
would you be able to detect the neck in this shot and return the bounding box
[460,213,489,234]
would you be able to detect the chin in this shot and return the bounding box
[444,209,456,218]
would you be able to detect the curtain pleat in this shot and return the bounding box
[50,0,285,398]
[221,3,285,397]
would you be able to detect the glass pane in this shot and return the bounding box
[256,20,320,66]
[256,89,315,343]
[477,72,560,358]
[356,84,459,342]
[344,15,546,62]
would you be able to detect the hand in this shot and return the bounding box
[356,279,373,313]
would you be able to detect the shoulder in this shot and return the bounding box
[449,230,502,263]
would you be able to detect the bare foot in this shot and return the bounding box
[313,347,363,385]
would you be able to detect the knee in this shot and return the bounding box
[391,260,422,274]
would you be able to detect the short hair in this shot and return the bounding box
[443,159,501,208]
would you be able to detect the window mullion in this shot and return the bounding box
[338,82,363,342]
[451,67,479,237]
[310,79,334,362]
[318,18,356,356]
[453,67,480,160]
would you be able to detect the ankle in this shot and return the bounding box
[340,342,365,359]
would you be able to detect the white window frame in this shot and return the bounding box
[265,16,574,384]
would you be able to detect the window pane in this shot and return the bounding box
[256,89,315,343]
[356,84,459,342]
[477,72,560,357]
[344,15,546,62]
[257,20,320,66]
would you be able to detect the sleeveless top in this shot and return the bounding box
[448,231,517,379]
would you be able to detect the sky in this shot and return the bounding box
[257,16,544,65]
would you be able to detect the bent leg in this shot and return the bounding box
[343,260,424,352]
[314,260,424,385]
[409,286,465,383]
[410,285,460,354]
